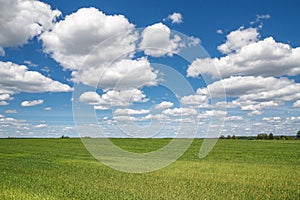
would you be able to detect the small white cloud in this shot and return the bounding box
[24,60,38,67]
[163,107,197,116]
[34,124,47,128]
[165,12,183,24]
[21,99,44,107]
[155,101,174,110]
[216,29,223,34]
[0,101,8,106]
[5,110,18,114]
[114,108,149,116]
[44,107,52,111]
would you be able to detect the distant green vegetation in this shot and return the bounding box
[0,138,299,199]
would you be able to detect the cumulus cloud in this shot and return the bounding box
[73,57,158,90]
[218,27,259,54]
[180,94,208,108]
[0,0,61,54]
[163,107,197,116]
[40,7,161,90]
[0,61,72,94]
[165,12,183,24]
[140,23,183,57]
[216,29,223,34]
[114,108,149,115]
[187,28,300,79]
[21,99,44,107]
[44,107,52,111]
[154,101,174,110]
[34,124,47,128]
[199,76,300,102]
[40,7,137,71]
[293,100,300,107]
[79,89,149,110]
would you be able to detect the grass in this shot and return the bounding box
[0,138,299,199]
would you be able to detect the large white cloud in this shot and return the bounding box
[187,28,300,78]
[40,7,160,90]
[73,57,158,90]
[0,0,61,54]
[140,23,182,57]
[163,107,197,116]
[197,76,300,112]
[0,61,72,95]
[79,89,149,110]
[154,101,174,110]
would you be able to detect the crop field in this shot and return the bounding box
[0,138,299,199]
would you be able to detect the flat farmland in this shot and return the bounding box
[0,138,299,199]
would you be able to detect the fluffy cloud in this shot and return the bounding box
[165,12,183,24]
[73,57,158,90]
[40,7,160,90]
[293,100,300,107]
[40,7,137,71]
[79,89,149,110]
[180,94,208,108]
[140,23,182,57]
[154,101,174,110]
[163,107,197,116]
[217,27,259,54]
[0,0,61,53]
[199,76,300,102]
[114,108,149,115]
[0,61,72,94]
[187,28,300,78]
[21,99,44,107]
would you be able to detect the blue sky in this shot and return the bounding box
[0,0,300,138]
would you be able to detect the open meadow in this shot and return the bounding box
[0,138,299,199]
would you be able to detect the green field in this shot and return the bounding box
[0,138,299,199]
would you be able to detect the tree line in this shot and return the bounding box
[220,130,300,140]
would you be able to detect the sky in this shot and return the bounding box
[0,0,300,138]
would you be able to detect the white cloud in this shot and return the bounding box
[216,29,223,34]
[293,100,300,107]
[34,124,47,128]
[40,7,160,90]
[5,109,18,114]
[114,108,149,115]
[165,12,183,24]
[44,107,52,111]
[0,0,61,53]
[40,7,137,71]
[140,23,183,57]
[203,110,227,117]
[0,61,72,93]
[218,27,259,54]
[180,94,208,108]
[163,107,197,116]
[0,101,8,106]
[0,94,12,101]
[154,101,174,110]
[21,99,44,107]
[74,57,158,90]
[79,89,149,110]
[197,76,300,112]
[187,31,300,79]
[225,116,243,121]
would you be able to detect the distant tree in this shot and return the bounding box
[60,135,70,139]
[220,135,225,139]
[297,130,300,139]
[226,135,231,139]
[257,133,268,140]
[268,133,274,140]
[232,135,236,139]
